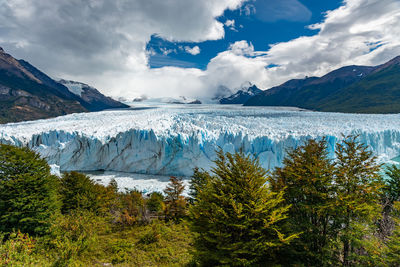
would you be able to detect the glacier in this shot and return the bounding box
[1,104,400,177]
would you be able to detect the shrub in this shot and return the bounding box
[0,144,60,236]
[147,192,165,214]
[60,171,116,216]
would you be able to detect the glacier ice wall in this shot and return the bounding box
[1,105,400,176]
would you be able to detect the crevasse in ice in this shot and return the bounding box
[1,105,400,176]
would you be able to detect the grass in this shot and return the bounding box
[0,220,193,267]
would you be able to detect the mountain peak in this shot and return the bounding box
[0,47,4,53]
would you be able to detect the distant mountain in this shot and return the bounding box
[315,56,400,113]
[220,84,262,104]
[244,57,400,113]
[0,47,128,123]
[136,96,202,104]
[58,80,129,111]
[245,65,377,110]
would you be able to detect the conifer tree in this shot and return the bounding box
[189,167,211,203]
[190,150,297,266]
[334,135,384,266]
[271,138,337,266]
[164,176,186,221]
[0,144,60,236]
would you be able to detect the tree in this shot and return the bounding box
[189,150,298,266]
[147,192,165,214]
[188,167,211,203]
[334,135,384,266]
[0,144,60,236]
[59,171,115,216]
[271,138,337,266]
[377,165,400,241]
[384,164,400,204]
[164,176,186,221]
[117,189,147,225]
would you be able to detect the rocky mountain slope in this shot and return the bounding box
[220,84,262,104]
[0,47,128,123]
[59,80,129,111]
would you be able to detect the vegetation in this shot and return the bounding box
[0,144,60,236]
[189,151,298,266]
[1,136,400,266]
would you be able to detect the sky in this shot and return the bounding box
[0,0,400,100]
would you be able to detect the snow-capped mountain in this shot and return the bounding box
[219,83,263,104]
[59,79,129,111]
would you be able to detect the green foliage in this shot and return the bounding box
[45,210,106,266]
[386,202,400,266]
[271,136,385,266]
[334,135,384,266]
[0,144,60,236]
[147,192,165,214]
[189,167,211,203]
[117,189,147,225]
[164,176,187,222]
[190,150,298,266]
[384,164,400,203]
[271,138,337,265]
[60,171,115,216]
[0,231,49,266]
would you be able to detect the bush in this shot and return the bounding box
[147,192,165,214]
[60,171,116,216]
[0,144,60,236]
[117,189,147,225]
[46,210,106,265]
[0,231,43,266]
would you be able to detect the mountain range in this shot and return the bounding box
[244,56,400,113]
[219,83,262,104]
[0,47,128,124]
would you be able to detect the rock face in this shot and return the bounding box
[0,47,128,123]
[0,47,87,123]
[58,80,129,111]
[1,106,400,177]
[220,84,262,104]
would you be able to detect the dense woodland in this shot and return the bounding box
[1,136,400,266]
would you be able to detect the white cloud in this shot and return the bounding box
[0,0,400,100]
[224,19,237,31]
[0,0,245,97]
[184,46,201,55]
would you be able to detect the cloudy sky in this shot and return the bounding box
[1,0,400,99]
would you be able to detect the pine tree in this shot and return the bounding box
[271,138,337,266]
[334,135,384,266]
[189,150,298,266]
[0,144,60,236]
[164,176,186,221]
